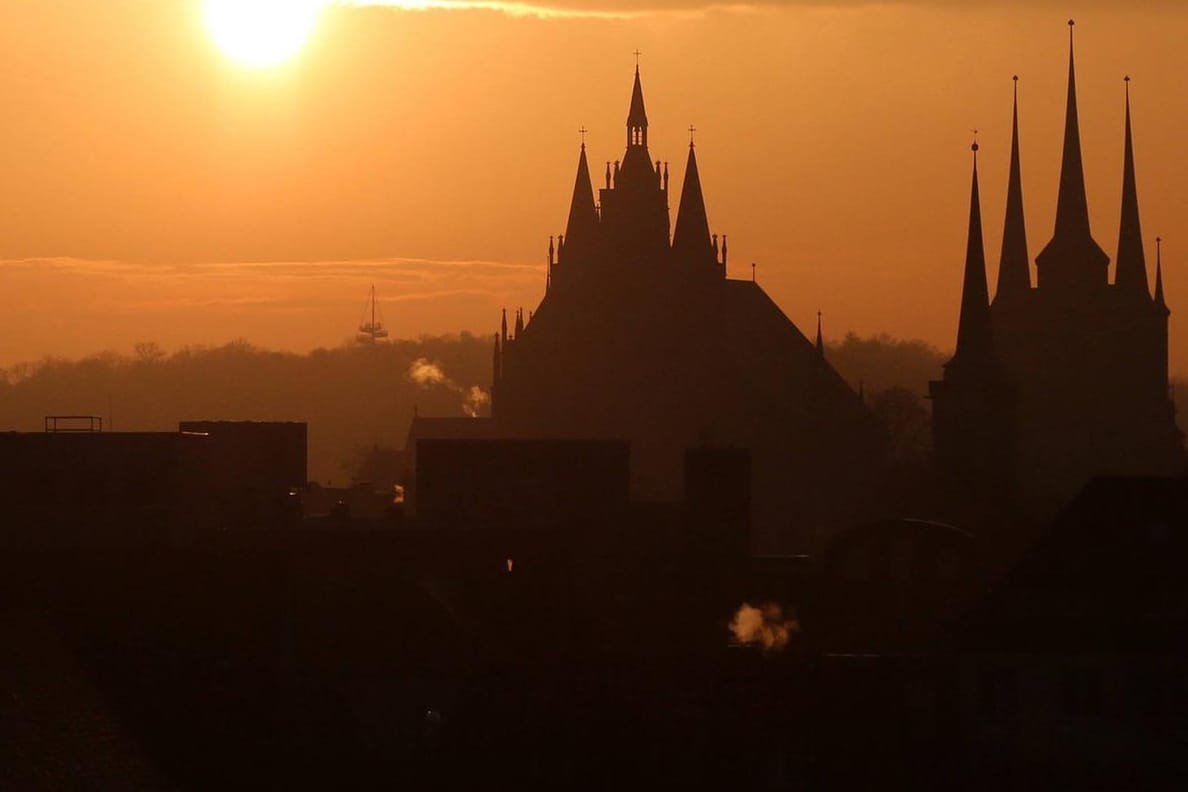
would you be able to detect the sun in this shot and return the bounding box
[204,0,326,68]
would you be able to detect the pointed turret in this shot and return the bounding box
[514,308,524,338]
[565,142,599,250]
[1154,237,1168,311]
[1035,21,1110,291]
[1115,77,1150,297]
[501,308,508,344]
[949,142,996,373]
[492,333,502,386]
[672,140,714,265]
[996,76,1031,300]
[815,312,825,356]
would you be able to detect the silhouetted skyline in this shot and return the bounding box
[1,4,1185,371]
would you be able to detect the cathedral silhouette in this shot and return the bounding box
[931,23,1185,520]
[489,65,881,551]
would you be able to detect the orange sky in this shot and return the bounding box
[2,2,1186,371]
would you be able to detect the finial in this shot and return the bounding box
[751,262,756,283]
[579,126,588,147]
[688,124,697,147]
[971,129,979,154]
[633,49,642,68]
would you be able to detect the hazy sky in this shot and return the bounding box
[1,1,1186,370]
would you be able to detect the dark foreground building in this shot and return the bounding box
[489,67,882,552]
[932,26,1185,520]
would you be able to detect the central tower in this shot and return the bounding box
[597,66,672,266]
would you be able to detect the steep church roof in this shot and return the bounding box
[671,142,714,264]
[995,77,1031,300]
[1115,78,1150,297]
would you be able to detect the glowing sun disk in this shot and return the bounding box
[205,0,325,68]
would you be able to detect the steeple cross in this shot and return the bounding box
[688,125,697,145]
[633,49,642,66]
[578,126,588,145]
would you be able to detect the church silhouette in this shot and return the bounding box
[931,23,1185,521]
[487,65,882,551]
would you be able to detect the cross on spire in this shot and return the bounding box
[688,124,697,146]
[633,49,642,67]
[578,126,588,146]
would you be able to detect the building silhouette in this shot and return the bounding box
[487,66,882,551]
[932,25,1185,518]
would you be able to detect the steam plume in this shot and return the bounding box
[406,358,491,417]
[408,358,449,387]
[729,603,798,653]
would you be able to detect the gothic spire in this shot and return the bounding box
[672,140,713,264]
[996,76,1031,299]
[1115,76,1150,296]
[1035,20,1109,290]
[1054,21,1091,240]
[565,140,599,248]
[501,308,508,344]
[627,64,648,147]
[815,312,825,356]
[949,142,995,372]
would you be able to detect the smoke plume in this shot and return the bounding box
[729,603,799,653]
[406,358,491,417]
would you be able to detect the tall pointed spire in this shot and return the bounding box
[1115,76,1150,296]
[1035,20,1109,291]
[672,137,714,265]
[949,141,995,372]
[1055,21,1091,239]
[996,76,1031,300]
[815,312,825,356]
[565,139,599,249]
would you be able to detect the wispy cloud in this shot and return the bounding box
[0,256,545,364]
[336,0,1183,17]
[335,0,769,20]
[338,0,644,19]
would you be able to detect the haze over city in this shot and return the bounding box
[2,1,1185,368]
